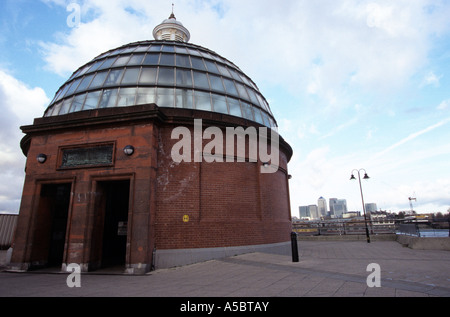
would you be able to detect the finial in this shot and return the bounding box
[152,5,190,42]
[170,3,176,19]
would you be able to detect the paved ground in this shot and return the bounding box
[1,240,449,298]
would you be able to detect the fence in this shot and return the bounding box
[292,219,396,236]
[294,219,450,238]
[397,223,420,237]
[0,214,18,249]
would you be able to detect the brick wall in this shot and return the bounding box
[12,105,292,272]
[155,124,292,250]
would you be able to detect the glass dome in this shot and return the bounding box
[44,40,277,128]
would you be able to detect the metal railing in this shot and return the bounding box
[293,219,450,238]
[292,220,396,236]
[397,223,420,237]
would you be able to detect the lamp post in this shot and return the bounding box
[350,169,371,243]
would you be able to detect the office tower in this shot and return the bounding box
[318,197,327,217]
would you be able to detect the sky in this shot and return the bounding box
[1,0,450,216]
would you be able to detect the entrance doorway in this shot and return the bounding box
[32,183,71,268]
[95,180,130,269]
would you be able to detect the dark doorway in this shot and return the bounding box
[35,183,71,267]
[98,180,130,268]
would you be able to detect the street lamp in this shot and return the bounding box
[350,169,371,243]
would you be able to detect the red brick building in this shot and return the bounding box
[10,13,293,274]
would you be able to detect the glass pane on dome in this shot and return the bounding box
[139,68,157,84]
[176,54,190,68]
[136,87,156,105]
[89,71,108,89]
[113,55,130,67]
[156,88,174,107]
[270,118,277,128]
[236,83,249,100]
[121,68,141,85]
[143,53,160,65]
[117,88,137,107]
[228,98,242,117]
[211,94,228,114]
[75,74,94,93]
[193,71,210,89]
[246,88,260,106]
[190,57,206,71]
[194,91,212,111]
[70,94,87,112]
[239,73,253,87]
[127,54,145,66]
[175,89,193,109]
[134,46,149,53]
[208,75,224,92]
[241,102,254,121]
[55,83,71,101]
[161,45,175,53]
[228,69,242,82]
[253,107,264,124]
[83,91,101,110]
[265,101,274,115]
[98,57,116,70]
[204,60,220,74]
[256,94,267,111]
[109,48,125,56]
[199,51,214,59]
[222,78,238,97]
[69,67,85,80]
[59,97,74,115]
[50,101,63,116]
[174,46,188,54]
[160,53,175,66]
[85,61,103,74]
[65,78,82,96]
[176,69,193,87]
[187,48,201,56]
[104,69,124,86]
[157,68,175,85]
[121,46,137,54]
[149,45,162,52]
[217,64,231,77]
[262,112,270,127]
[99,89,118,108]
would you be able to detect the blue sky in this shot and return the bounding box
[1,0,450,216]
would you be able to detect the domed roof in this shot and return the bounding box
[153,12,190,42]
[43,18,277,128]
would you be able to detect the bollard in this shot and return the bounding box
[291,232,299,262]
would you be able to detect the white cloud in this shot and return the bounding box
[37,0,448,97]
[437,99,450,111]
[370,117,450,161]
[421,71,442,87]
[0,69,49,212]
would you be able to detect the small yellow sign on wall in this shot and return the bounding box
[183,215,190,223]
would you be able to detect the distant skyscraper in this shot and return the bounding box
[329,198,338,216]
[334,199,348,217]
[299,206,310,219]
[318,197,327,217]
[308,205,319,220]
[365,203,377,213]
[329,198,347,218]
